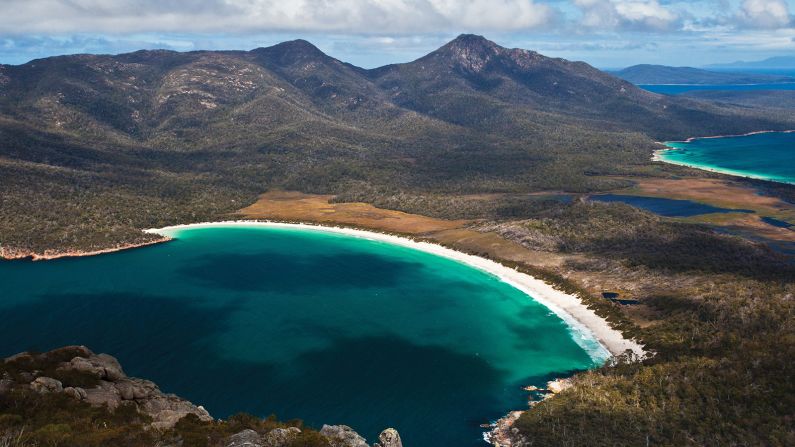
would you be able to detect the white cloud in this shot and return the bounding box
[573,0,681,31]
[0,0,557,34]
[737,0,792,29]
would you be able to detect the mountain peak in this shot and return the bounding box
[428,34,505,73]
[449,34,499,50]
[251,39,330,66]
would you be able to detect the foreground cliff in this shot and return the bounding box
[0,346,401,447]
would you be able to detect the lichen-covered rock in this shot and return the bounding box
[30,377,63,394]
[225,429,264,447]
[263,427,301,446]
[375,428,402,447]
[320,425,368,447]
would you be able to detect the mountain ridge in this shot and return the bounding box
[1,34,794,253]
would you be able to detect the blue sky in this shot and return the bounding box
[1,1,794,69]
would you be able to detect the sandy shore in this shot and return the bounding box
[661,129,794,144]
[652,134,795,185]
[145,221,646,359]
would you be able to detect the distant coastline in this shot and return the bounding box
[653,130,795,185]
[662,129,795,144]
[145,220,646,360]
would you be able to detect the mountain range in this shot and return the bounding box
[707,56,795,70]
[613,64,795,85]
[2,34,794,253]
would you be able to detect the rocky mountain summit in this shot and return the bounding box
[1,346,402,447]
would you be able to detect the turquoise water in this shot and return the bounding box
[0,225,603,446]
[659,132,795,185]
[641,83,795,95]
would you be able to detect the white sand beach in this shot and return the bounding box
[145,221,646,360]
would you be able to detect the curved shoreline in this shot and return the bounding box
[144,220,646,360]
[661,129,794,144]
[652,130,795,185]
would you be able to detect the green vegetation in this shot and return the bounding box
[2,35,794,254]
[480,202,795,446]
[1,35,795,446]
[0,391,329,447]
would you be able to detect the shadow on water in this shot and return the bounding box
[590,194,754,217]
[0,291,513,446]
[178,252,423,292]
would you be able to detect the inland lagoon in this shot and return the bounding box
[0,223,616,446]
[657,131,795,185]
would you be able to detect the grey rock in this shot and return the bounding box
[84,381,122,409]
[30,377,63,394]
[63,386,88,400]
[263,427,301,447]
[320,425,368,447]
[141,395,213,430]
[115,378,156,400]
[61,354,125,381]
[374,428,402,447]
[226,429,264,447]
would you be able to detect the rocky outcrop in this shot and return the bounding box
[320,425,368,447]
[374,428,402,447]
[3,346,403,446]
[1,346,211,429]
[486,378,575,447]
[221,426,403,447]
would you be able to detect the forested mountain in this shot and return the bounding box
[2,34,795,253]
[613,64,795,85]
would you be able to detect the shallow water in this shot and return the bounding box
[590,194,754,217]
[659,132,795,185]
[0,225,603,446]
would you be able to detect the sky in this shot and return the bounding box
[0,0,793,69]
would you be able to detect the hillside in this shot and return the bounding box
[613,64,795,85]
[1,34,795,254]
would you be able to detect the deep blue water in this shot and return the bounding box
[590,194,753,217]
[0,225,603,446]
[640,83,795,95]
[660,132,795,185]
[762,217,793,229]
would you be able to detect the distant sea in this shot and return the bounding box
[0,225,604,447]
[639,69,795,95]
[641,83,795,95]
[658,131,795,185]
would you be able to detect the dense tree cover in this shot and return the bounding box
[1,35,794,254]
[1,35,794,446]
[477,203,795,446]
